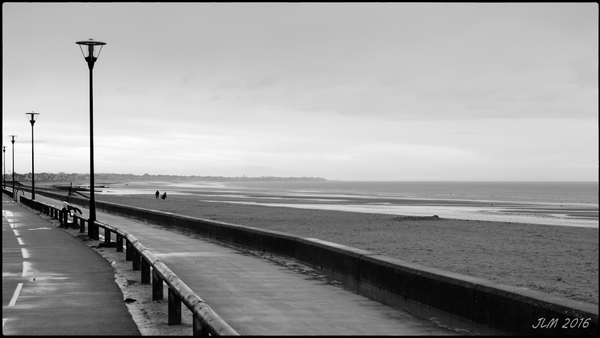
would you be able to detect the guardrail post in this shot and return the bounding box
[141,258,151,284]
[168,288,182,325]
[116,235,123,252]
[132,250,141,271]
[79,217,86,233]
[104,228,111,244]
[152,269,163,300]
[61,208,68,227]
[70,214,78,229]
[126,241,133,261]
[193,316,209,336]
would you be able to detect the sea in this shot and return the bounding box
[98,180,599,229]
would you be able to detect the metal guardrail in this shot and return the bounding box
[15,194,238,336]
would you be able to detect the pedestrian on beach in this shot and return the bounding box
[155,190,160,199]
[161,192,167,200]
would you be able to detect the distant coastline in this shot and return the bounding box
[17,172,327,185]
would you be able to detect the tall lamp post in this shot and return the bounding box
[9,135,17,199]
[76,38,106,240]
[3,146,5,189]
[26,111,40,200]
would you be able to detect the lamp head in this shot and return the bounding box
[76,39,106,69]
[25,111,40,125]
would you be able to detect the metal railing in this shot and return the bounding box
[16,194,238,336]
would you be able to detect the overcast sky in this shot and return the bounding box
[2,3,598,181]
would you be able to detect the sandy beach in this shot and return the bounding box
[91,192,598,306]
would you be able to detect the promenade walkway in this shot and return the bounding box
[2,193,141,335]
[5,192,458,335]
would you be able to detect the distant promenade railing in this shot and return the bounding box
[7,187,599,336]
[12,191,238,336]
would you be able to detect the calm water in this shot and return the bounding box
[226,181,599,205]
[100,180,599,228]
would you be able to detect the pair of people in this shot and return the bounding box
[155,190,167,200]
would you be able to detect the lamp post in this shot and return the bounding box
[9,135,17,199]
[25,111,40,200]
[3,146,5,189]
[76,38,106,240]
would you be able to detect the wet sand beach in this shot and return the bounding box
[94,192,598,305]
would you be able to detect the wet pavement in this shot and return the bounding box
[2,193,141,335]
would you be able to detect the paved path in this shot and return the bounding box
[2,193,141,335]
[7,192,458,335]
